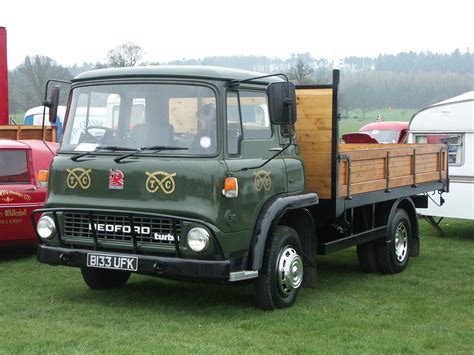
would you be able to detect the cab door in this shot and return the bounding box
[223,89,288,233]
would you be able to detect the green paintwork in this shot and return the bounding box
[44,67,303,262]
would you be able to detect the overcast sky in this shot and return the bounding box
[1,0,473,69]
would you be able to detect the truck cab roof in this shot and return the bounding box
[73,65,283,84]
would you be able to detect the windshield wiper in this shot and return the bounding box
[114,146,189,163]
[70,146,136,161]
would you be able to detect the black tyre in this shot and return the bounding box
[254,225,304,310]
[357,241,379,273]
[376,209,412,274]
[81,267,131,290]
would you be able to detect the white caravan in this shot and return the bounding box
[408,91,474,220]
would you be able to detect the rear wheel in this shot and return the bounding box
[254,226,304,310]
[376,209,412,274]
[81,267,131,289]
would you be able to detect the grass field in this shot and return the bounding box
[0,219,473,353]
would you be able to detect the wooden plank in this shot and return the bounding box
[299,141,332,153]
[296,88,332,96]
[306,177,331,199]
[297,106,332,119]
[295,118,333,130]
[340,145,445,161]
[297,130,332,142]
[298,130,332,143]
[302,154,332,177]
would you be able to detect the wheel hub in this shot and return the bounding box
[277,246,303,296]
[394,222,408,262]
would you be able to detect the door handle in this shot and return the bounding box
[24,186,37,191]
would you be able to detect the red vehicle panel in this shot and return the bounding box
[0,139,57,246]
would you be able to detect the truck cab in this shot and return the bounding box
[35,66,308,307]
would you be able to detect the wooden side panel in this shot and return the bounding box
[0,125,57,142]
[295,88,333,199]
[338,143,448,198]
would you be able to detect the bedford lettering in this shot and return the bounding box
[88,223,150,235]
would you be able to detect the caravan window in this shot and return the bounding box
[415,134,463,166]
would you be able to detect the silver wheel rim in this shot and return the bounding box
[394,222,408,263]
[277,245,303,296]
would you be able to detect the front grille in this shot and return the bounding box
[63,212,181,245]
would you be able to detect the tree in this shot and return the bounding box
[288,54,314,84]
[8,55,71,115]
[107,42,143,67]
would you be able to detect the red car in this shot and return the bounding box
[343,121,409,144]
[0,139,57,246]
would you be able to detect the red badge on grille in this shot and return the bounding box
[109,169,124,190]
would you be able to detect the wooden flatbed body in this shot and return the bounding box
[295,73,448,221]
[0,125,57,142]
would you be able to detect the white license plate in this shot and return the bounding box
[86,253,138,271]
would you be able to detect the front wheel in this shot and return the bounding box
[81,267,131,290]
[254,225,304,310]
[376,209,412,274]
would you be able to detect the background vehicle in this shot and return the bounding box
[23,106,66,141]
[0,139,57,246]
[342,121,409,144]
[408,91,474,221]
[34,66,448,310]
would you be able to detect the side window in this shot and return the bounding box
[415,134,463,165]
[226,92,241,155]
[0,151,29,183]
[239,91,271,139]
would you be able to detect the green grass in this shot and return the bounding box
[1,219,473,353]
[8,113,24,125]
[339,109,416,136]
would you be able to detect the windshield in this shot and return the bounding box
[360,130,399,143]
[61,84,217,155]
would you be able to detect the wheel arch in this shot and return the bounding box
[248,193,318,272]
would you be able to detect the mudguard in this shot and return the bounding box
[249,192,318,271]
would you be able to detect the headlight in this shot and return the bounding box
[187,227,210,252]
[37,215,56,239]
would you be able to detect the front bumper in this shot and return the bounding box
[38,245,231,280]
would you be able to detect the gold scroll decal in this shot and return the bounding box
[146,171,176,194]
[67,168,92,189]
[254,170,272,192]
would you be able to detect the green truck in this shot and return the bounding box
[34,66,448,310]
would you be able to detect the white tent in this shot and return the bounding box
[408,91,474,220]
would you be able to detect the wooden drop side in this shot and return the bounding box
[0,125,57,142]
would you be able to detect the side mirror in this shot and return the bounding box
[45,86,60,123]
[268,82,297,125]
